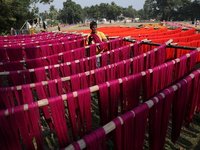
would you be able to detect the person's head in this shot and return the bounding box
[90,21,97,33]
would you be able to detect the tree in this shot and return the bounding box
[143,0,157,20]
[58,0,83,24]
[31,0,54,4]
[137,9,145,20]
[82,6,91,23]
[142,0,195,21]
[0,0,54,35]
[122,5,137,18]
[190,0,200,20]
[90,5,101,20]
[49,5,59,21]
[107,2,122,20]
[172,0,192,20]
[99,3,109,19]
[156,0,179,20]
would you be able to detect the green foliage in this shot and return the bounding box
[48,5,59,21]
[99,3,109,19]
[137,9,145,20]
[122,6,137,18]
[143,0,200,21]
[89,5,101,21]
[58,1,123,24]
[190,0,200,20]
[31,0,54,4]
[107,2,122,20]
[0,0,54,35]
[143,0,157,20]
[58,0,83,24]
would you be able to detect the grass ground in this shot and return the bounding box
[41,22,145,33]
[164,114,200,150]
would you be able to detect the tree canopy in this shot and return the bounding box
[142,0,200,21]
[0,0,53,34]
[58,1,135,23]
[52,0,200,24]
[58,0,83,24]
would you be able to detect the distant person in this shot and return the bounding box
[197,20,199,26]
[58,25,61,31]
[124,19,126,25]
[192,20,194,24]
[160,21,163,26]
[43,21,46,30]
[10,27,14,35]
[163,20,166,27]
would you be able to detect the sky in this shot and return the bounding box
[36,0,146,13]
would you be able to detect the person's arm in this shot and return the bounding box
[100,32,107,42]
[102,38,107,42]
